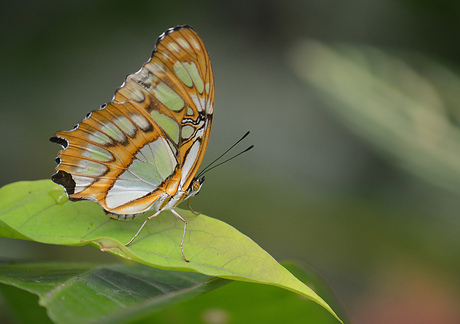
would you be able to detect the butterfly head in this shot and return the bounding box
[187,176,205,198]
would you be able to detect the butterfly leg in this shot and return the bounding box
[171,208,189,262]
[125,209,162,246]
[187,199,201,215]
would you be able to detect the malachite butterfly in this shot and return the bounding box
[51,25,214,262]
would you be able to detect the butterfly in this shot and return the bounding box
[51,25,214,262]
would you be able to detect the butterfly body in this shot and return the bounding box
[51,25,214,242]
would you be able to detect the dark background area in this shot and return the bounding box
[2,1,460,323]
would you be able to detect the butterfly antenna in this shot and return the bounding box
[197,131,253,178]
[198,145,254,177]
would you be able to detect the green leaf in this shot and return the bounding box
[151,262,347,324]
[0,261,345,324]
[0,260,226,323]
[287,40,460,193]
[0,180,342,323]
[0,282,52,324]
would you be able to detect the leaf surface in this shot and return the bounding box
[0,180,341,322]
[0,260,225,324]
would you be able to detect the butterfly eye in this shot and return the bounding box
[192,181,199,191]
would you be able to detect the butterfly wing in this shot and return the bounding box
[51,25,214,215]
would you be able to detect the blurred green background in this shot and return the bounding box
[2,0,460,323]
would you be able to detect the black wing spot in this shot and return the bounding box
[50,136,68,149]
[51,170,76,195]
